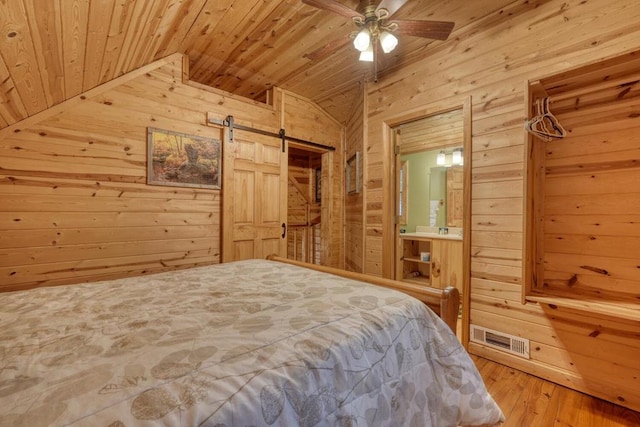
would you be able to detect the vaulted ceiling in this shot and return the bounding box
[0,0,514,128]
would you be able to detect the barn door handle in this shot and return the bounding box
[281,223,287,238]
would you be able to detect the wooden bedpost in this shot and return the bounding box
[440,286,461,333]
[266,255,460,333]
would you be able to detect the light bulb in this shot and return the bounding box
[436,150,446,166]
[359,44,374,62]
[379,31,398,53]
[353,29,370,52]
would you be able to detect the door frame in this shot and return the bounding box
[385,96,472,346]
[287,141,333,264]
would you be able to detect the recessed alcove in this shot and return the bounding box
[524,50,640,322]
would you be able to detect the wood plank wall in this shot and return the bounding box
[0,54,343,291]
[344,85,365,272]
[518,55,640,409]
[282,91,345,268]
[0,55,223,291]
[356,0,640,412]
[397,109,464,154]
[534,57,640,306]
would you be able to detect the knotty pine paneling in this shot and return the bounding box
[0,0,547,129]
[282,90,343,149]
[0,53,344,291]
[0,1,48,117]
[23,0,65,107]
[344,84,365,273]
[526,51,640,313]
[281,90,344,268]
[396,108,464,155]
[82,0,113,91]
[0,59,223,291]
[357,0,640,412]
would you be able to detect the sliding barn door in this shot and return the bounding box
[222,127,287,262]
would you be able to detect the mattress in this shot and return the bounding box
[0,259,504,426]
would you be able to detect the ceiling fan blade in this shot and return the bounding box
[375,0,408,18]
[301,0,363,19]
[303,35,352,61]
[393,19,455,40]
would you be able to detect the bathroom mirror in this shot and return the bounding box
[399,147,463,230]
[429,166,447,227]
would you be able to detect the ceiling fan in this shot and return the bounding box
[302,0,455,74]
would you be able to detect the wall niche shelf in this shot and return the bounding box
[523,50,640,322]
[399,237,432,286]
[397,233,463,292]
[526,294,640,323]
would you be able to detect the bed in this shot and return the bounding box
[0,257,504,426]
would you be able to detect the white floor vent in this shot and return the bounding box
[470,325,530,359]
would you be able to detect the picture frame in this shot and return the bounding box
[315,167,322,203]
[147,127,221,189]
[346,151,361,194]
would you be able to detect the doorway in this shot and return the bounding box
[393,110,465,287]
[286,144,329,264]
[390,101,471,342]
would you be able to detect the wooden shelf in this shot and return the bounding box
[402,256,431,265]
[397,235,462,291]
[402,276,431,286]
[526,294,640,323]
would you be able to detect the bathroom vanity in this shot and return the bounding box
[397,227,463,292]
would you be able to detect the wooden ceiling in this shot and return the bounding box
[0,0,513,127]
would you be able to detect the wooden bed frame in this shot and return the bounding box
[267,255,461,333]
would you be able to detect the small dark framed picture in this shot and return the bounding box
[315,167,322,203]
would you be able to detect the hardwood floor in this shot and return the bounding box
[470,355,640,426]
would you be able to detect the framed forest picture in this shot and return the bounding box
[147,127,221,189]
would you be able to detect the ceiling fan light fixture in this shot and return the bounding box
[303,0,455,66]
[379,31,398,53]
[353,28,371,52]
[359,43,374,62]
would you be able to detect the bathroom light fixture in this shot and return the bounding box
[437,150,446,166]
[452,148,463,165]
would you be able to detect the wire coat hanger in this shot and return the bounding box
[525,97,566,141]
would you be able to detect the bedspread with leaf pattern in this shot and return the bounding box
[0,259,504,426]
